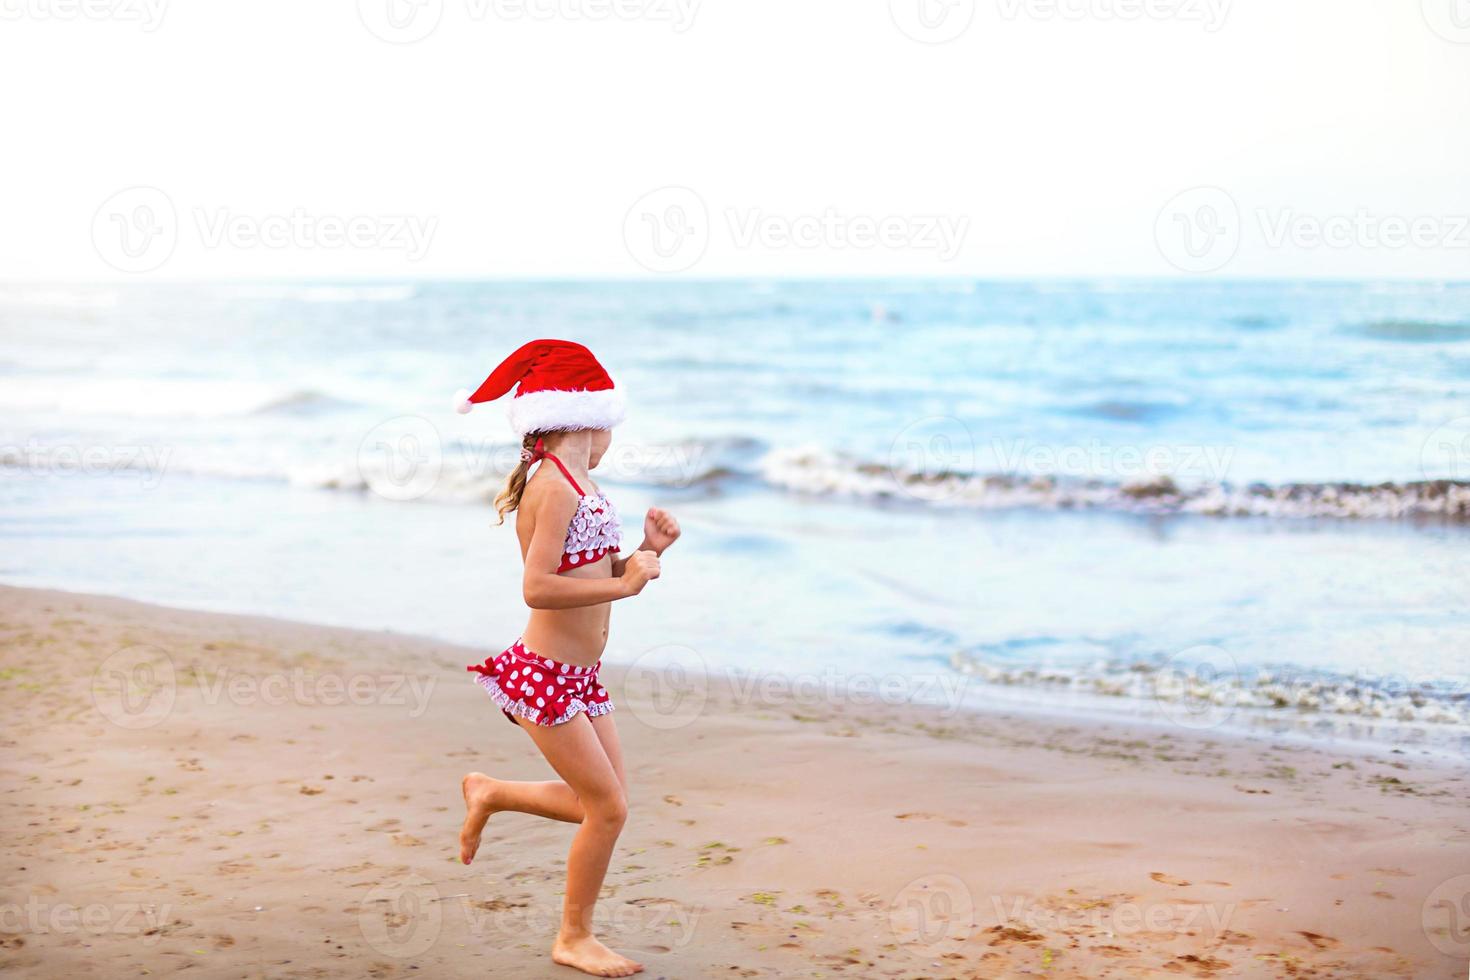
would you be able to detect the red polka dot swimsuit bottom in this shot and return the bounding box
[467,639,614,727]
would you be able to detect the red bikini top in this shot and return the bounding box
[526,439,622,574]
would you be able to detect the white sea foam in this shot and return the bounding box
[0,288,120,311]
[761,446,1470,521]
[949,651,1470,728]
[0,378,337,420]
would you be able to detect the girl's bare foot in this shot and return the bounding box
[552,933,644,977]
[459,772,498,865]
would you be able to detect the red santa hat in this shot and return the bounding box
[454,339,626,436]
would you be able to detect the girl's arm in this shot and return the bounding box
[522,488,659,609]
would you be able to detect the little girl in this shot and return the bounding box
[452,340,678,978]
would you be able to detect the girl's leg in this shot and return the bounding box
[459,711,628,864]
[517,714,642,978]
[587,712,627,793]
[459,773,581,863]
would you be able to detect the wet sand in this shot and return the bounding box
[2,585,1467,978]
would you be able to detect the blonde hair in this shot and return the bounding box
[493,432,539,524]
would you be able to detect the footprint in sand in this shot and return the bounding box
[895,812,969,826]
[1166,953,1230,976]
[1298,931,1339,950]
[982,925,1044,946]
[1150,872,1192,887]
[1370,867,1413,877]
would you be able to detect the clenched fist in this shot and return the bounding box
[644,507,681,552]
[619,550,661,597]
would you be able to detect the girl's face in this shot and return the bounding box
[587,429,612,468]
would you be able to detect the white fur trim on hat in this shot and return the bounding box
[507,387,626,437]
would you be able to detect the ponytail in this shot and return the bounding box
[493,433,538,524]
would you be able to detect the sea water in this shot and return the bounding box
[2,280,1467,753]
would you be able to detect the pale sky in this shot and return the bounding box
[2,0,1468,280]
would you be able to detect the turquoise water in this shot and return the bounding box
[1,280,1467,749]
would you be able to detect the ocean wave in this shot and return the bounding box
[288,435,765,502]
[221,283,419,304]
[1348,319,1470,343]
[760,447,1470,521]
[251,390,351,416]
[0,288,119,311]
[949,649,1470,728]
[1069,399,1182,423]
[323,434,758,502]
[296,284,419,304]
[0,378,345,420]
[0,432,762,503]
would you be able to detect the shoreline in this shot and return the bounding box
[3,584,1468,977]
[4,573,1465,767]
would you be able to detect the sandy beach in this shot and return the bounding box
[2,584,1466,978]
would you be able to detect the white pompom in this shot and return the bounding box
[454,389,474,414]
